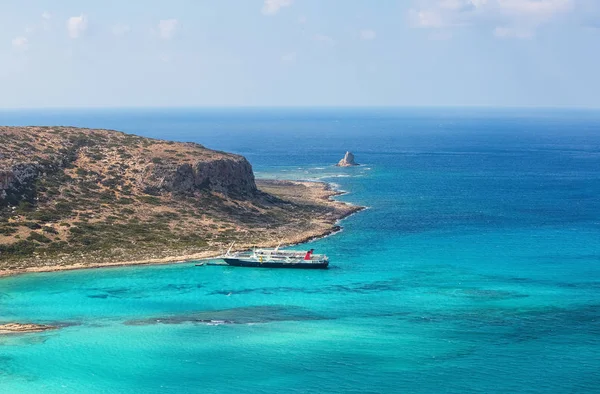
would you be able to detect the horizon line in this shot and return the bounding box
[1,105,600,111]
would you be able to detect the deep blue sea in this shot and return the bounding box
[1,108,600,393]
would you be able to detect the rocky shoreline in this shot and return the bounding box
[0,323,57,334]
[0,180,363,278]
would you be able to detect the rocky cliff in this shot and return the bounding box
[0,163,42,206]
[0,127,257,209]
[141,158,257,197]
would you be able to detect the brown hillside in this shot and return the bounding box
[0,126,360,274]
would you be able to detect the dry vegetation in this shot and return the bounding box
[0,127,361,275]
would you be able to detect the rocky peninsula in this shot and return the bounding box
[0,126,362,277]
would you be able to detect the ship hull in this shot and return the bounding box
[223,258,329,269]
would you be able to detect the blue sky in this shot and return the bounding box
[1,0,599,108]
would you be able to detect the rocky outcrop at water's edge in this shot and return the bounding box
[336,151,359,167]
[0,323,57,334]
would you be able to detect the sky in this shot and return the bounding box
[1,0,600,108]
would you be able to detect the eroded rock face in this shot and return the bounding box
[0,127,261,209]
[0,163,42,207]
[336,151,359,167]
[141,156,258,197]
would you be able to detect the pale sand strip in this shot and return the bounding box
[0,323,57,334]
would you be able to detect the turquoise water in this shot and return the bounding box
[1,108,600,393]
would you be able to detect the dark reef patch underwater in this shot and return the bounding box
[0,108,599,393]
[125,305,327,326]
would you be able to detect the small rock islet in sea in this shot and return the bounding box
[336,151,359,167]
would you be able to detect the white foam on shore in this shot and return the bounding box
[255,164,371,248]
[312,175,354,182]
[304,226,344,244]
[207,320,227,326]
[302,206,368,245]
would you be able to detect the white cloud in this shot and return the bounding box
[409,0,574,38]
[409,0,487,28]
[298,15,307,24]
[67,14,88,38]
[360,29,377,40]
[497,0,572,18]
[281,51,297,64]
[314,34,336,46]
[262,0,293,15]
[158,19,178,39]
[12,36,29,50]
[41,11,53,31]
[112,24,131,37]
[409,9,450,28]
